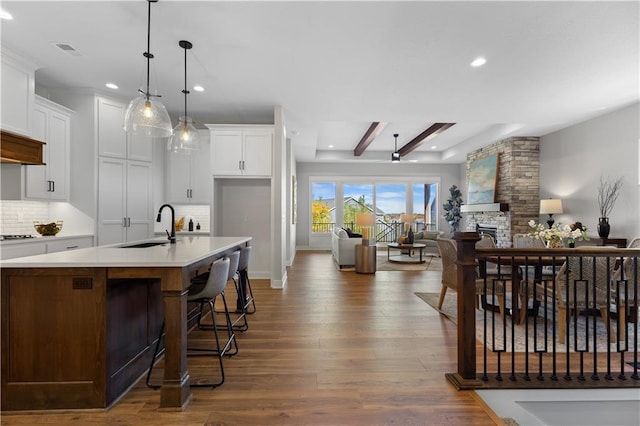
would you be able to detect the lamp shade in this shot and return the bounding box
[124,95,173,138]
[168,116,200,152]
[539,199,563,214]
[356,213,375,227]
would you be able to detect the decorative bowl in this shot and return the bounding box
[34,220,63,236]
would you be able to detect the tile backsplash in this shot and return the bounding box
[155,204,210,233]
[0,200,49,235]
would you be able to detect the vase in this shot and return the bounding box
[546,238,564,248]
[597,217,610,239]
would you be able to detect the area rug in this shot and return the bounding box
[415,292,639,353]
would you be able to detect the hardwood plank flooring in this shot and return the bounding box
[1,251,500,425]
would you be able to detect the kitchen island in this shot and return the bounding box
[1,236,251,411]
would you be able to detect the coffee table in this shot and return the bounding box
[387,242,427,263]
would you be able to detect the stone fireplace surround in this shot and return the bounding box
[463,137,540,248]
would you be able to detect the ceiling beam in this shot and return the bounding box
[398,123,455,156]
[353,122,387,156]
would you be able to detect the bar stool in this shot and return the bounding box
[146,256,238,389]
[237,246,256,315]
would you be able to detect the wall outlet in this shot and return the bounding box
[17,213,23,222]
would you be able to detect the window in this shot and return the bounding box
[309,179,439,238]
[311,182,335,233]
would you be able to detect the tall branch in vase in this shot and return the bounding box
[443,185,463,235]
[597,175,623,239]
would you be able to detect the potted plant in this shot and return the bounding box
[443,185,463,234]
[597,176,623,238]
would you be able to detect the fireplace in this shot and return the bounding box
[476,224,497,241]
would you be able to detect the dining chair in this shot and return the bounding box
[535,248,618,344]
[612,253,640,339]
[436,238,504,315]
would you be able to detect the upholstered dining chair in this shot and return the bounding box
[612,252,640,340]
[534,248,619,344]
[436,238,504,315]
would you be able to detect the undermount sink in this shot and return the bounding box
[118,241,168,248]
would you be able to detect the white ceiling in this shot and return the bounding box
[1,1,638,164]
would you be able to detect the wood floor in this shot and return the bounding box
[1,251,501,425]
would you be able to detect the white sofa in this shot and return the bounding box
[331,227,362,269]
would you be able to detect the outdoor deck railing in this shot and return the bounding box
[446,232,640,390]
[312,221,436,243]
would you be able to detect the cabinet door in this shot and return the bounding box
[25,106,48,198]
[166,151,191,204]
[46,236,93,253]
[211,131,243,176]
[1,53,34,136]
[0,241,46,260]
[127,131,153,162]
[126,160,153,242]
[98,157,127,245]
[189,134,211,203]
[97,98,127,158]
[46,110,69,200]
[243,131,272,176]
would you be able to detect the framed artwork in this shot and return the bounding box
[292,175,297,224]
[467,153,498,204]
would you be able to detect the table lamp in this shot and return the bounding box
[356,213,375,246]
[539,198,563,228]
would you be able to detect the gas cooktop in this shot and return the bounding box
[0,235,37,241]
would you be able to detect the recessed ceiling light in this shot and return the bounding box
[471,57,486,67]
[409,159,418,163]
[193,85,204,92]
[431,145,437,149]
[105,83,119,90]
[1,9,13,20]
[328,145,334,148]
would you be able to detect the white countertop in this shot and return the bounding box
[0,236,251,268]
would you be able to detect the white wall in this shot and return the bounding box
[295,162,462,248]
[540,102,640,240]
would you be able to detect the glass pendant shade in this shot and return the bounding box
[168,116,200,152]
[124,94,173,138]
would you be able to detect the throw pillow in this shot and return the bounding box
[423,231,440,240]
[413,231,424,240]
[344,228,362,238]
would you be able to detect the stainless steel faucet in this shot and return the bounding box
[156,204,176,243]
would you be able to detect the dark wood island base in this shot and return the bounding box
[1,236,250,411]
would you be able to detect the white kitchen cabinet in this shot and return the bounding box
[0,48,36,136]
[97,97,152,162]
[166,130,210,204]
[25,96,72,200]
[0,241,46,260]
[98,157,153,246]
[208,125,272,177]
[46,236,93,253]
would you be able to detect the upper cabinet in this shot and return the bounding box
[97,97,152,162]
[1,49,36,137]
[207,125,273,177]
[24,96,73,200]
[166,130,211,204]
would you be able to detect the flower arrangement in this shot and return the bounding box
[528,220,589,247]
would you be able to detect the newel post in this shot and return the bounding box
[445,231,483,390]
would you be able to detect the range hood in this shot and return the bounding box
[1,130,45,165]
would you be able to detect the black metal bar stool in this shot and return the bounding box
[146,256,238,389]
[237,245,256,315]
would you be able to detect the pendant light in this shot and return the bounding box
[391,133,400,162]
[168,40,200,152]
[123,0,173,138]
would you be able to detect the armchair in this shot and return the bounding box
[436,238,504,314]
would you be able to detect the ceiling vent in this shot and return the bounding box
[52,42,83,57]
